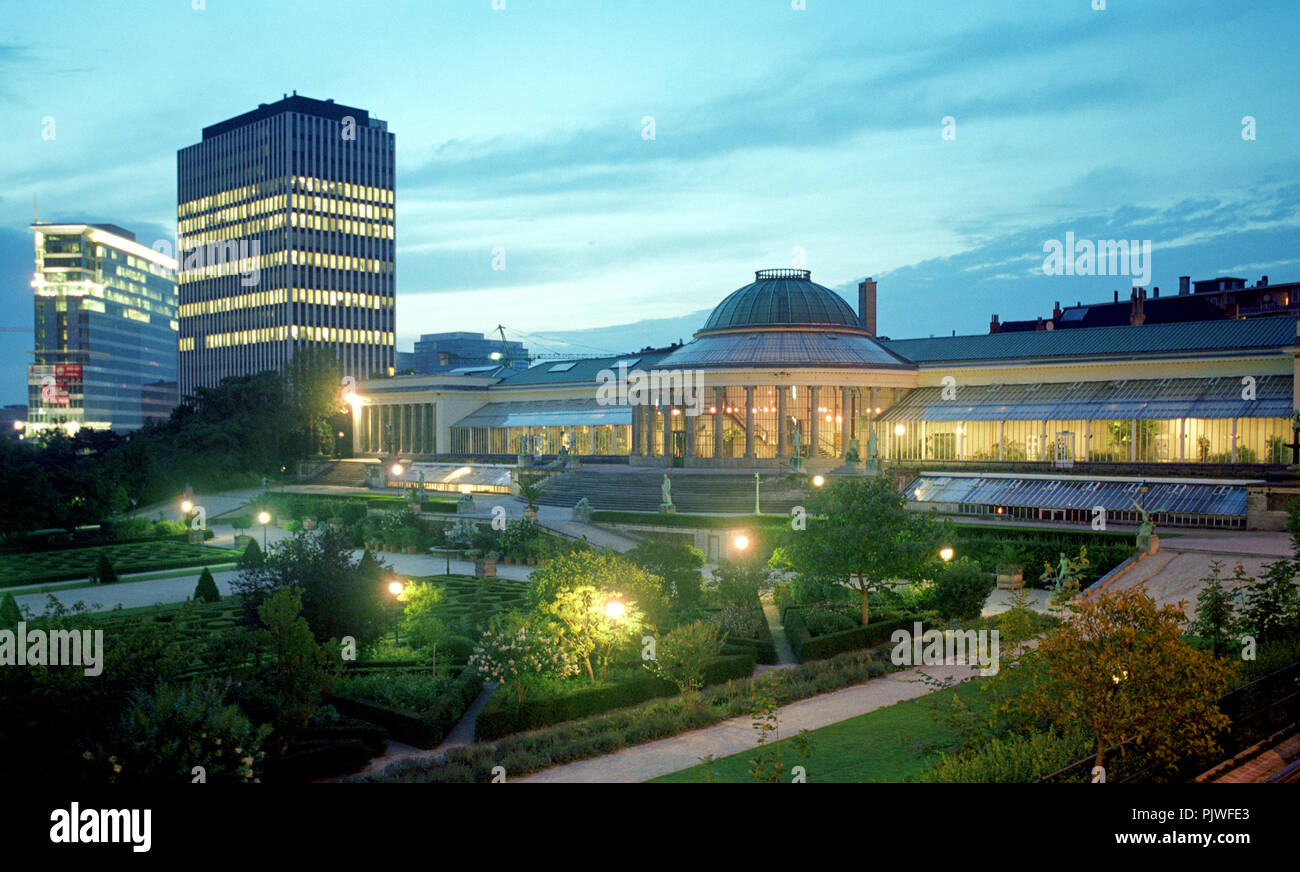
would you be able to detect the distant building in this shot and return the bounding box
[26,222,178,435]
[177,93,396,396]
[396,332,530,374]
[990,273,1300,333]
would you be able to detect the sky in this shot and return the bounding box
[1,0,1298,402]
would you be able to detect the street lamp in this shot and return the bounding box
[939,546,954,563]
[258,510,271,548]
[180,499,194,515]
[604,598,626,620]
[391,462,404,478]
[733,534,750,552]
[812,474,825,487]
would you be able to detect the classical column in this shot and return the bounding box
[713,387,724,459]
[685,409,696,458]
[842,386,854,457]
[776,385,788,457]
[661,404,671,457]
[631,405,642,456]
[744,386,755,459]
[644,403,656,457]
[809,386,820,458]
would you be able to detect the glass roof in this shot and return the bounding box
[908,474,1249,516]
[452,398,631,429]
[879,375,1291,422]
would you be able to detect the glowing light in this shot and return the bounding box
[345,392,364,412]
[733,534,750,551]
[835,415,842,423]
[390,463,404,477]
[604,600,626,620]
[939,547,954,562]
[257,511,271,525]
[11,420,22,430]
[812,475,825,487]
[825,415,833,423]
[389,580,405,596]
[489,351,502,360]
[894,424,905,436]
[671,408,681,416]
[955,426,964,435]
[709,406,717,414]
[180,500,194,514]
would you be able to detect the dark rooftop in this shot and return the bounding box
[201,94,375,140]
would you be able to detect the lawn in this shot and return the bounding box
[0,540,237,587]
[652,683,981,783]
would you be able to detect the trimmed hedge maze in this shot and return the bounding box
[0,541,235,588]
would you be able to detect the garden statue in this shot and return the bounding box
[865,428,881,475]
[846,437,860,463]
[1132,500,1157,553]
[660,474,675,513]
[573,496,592,523]
[790,427,804,471]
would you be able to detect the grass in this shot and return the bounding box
[0,540,237,588]
[653,683,982,783]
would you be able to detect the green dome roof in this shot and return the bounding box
[700,269,863,333]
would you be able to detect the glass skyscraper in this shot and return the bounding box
[176,94,396,397]
[27,222,179,434]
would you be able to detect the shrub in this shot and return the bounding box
[237,539,265,569]
[91,552,119,585]
[926,559,996,621]
[784,611,916,662]
[644,621,729,705]
[230,516,253,530]
[920,730,1093,783]
[802,602,858,636]
[439,634,475,664]
[0,592,21,627]
[194,568,221,603]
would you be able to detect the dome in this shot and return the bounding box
[699,269,864,333]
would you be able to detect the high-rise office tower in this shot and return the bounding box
[176,94,395,397]
[27,222,179,435]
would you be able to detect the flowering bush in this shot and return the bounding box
[713,604,766,639]
[469,617,579,704]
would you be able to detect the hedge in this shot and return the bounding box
[474,652,757,740]
[783,609,916,663]
[325,665,484,749]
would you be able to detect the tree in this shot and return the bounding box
[233,528,390,647]
[237,538,265,569]
[0,593,21,627]
[1018,588,1235,773]
[541,585,645,681]
[91,552,119,585]
[777,477,945,626]
[1236,559,1300,644]
[397,580,446,662]
[530,550,669,629]
[194,568,221,603]
[256,588,341,756]
[1190,560,1237,657]
[627,540,705,609]
[644,620,727,706]
[468,613,577,704]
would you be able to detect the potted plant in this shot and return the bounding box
[400,528,419,554]
[516,475,547,522]
[483,551,499,577]
[993,542,1025,590]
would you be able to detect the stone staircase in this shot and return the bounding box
[311,461,374,488]
[534,470,810,513]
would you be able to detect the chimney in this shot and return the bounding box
[858,277,877,335]
[1179,275,1190,295]
[1052,300,1063,320]
[989,314,1000,334]
[1035,316,1045,331]
[1130,287,1146,326]
[1152,286,1159,298]
[1260,275,1269,287]
[1113,290,1119,303]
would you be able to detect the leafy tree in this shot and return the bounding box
[1017,587,1235,773]
[1190,560,1237,656]
[926,558,995,621]
[644,620,727,706]
[256,588,341,756]
[711,559,773,609]
[776,477,945,626]
[627,539,706,608]
[397,580,446,661]
[91,552,119,585]
[541,585,645,681]
[233,528,390,647]
[530,550,669,629]
[194,567,221,603]
[0,592,22,627]
[469,613,577,704]
[748,673,813,783]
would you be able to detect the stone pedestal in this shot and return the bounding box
[659,503,676,514]
[457,494,476,514]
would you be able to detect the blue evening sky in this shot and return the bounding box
[0,0,1297,400]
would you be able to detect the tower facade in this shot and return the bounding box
[177,94,395,397]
